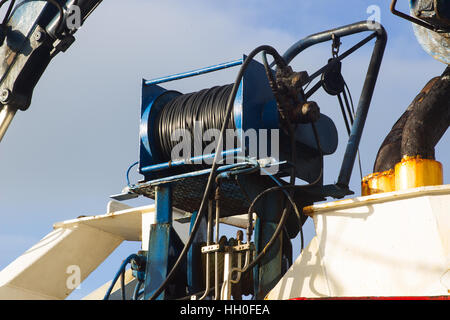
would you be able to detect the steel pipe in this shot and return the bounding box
[0,106,17,143]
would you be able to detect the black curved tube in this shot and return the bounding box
[103,254,139,300]
[280,20,387,188]
[282,20,386,66]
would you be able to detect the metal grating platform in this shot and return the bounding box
[131,174,250,218]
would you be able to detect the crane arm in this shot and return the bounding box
[0,0,102,142]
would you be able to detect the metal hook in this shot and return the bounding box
[331,34,341,58]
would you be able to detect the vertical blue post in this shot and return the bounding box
[155,185,173,224]
[187,211,207,295]
[144,185,173,300]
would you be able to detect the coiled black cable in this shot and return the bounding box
[155,84,235,161]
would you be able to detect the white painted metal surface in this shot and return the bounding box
[0,199,251,300]
[3,184,448,300]
[267,185,450,299]
[221,252,232,300]
[0,201,184,300]
[0,224,123,300]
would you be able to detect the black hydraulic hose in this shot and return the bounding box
[120,269,126,300]
[261,51,277,87]
[1,0,15,25]
[228,174,322,284]
[342,89,354,125]
[337,94,351,135]
[133,281,143,300]
[239,207,290,277]
[261,50,300,233]
[228,122,323,284]
[103,254,138,300]
[148,45,287,300]
[177,286,218,300]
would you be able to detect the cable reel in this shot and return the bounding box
[138,56,337,184]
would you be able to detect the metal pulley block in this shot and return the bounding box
[321,58,346,96]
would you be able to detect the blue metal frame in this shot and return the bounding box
[143,185,173,300]
[186,210,206,295]
[139,57,247,181]
[133,162,258,189]
[144,59,243,86]
[143,185,187,300]
[139,56,337,182]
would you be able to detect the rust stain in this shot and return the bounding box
[361,169,395,196]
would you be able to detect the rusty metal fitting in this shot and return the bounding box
[276,67,309,94]
[289,71,309,90]
[215,186,221,201]
[301,101,320,122]
[236,230,243,244]
[292,101,320,123]
[0,89,11,104]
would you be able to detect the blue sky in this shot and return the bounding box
[0,0,448,299]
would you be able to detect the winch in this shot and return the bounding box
[108,21,387,300]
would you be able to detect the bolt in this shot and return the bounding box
[290,71,309,88]
[34,31,45,42]
[301,101,320,123]
[0,89,11,103]
[293,101,320,124]
[236,230,243,243]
